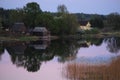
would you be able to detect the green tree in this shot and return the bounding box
[35,12,58,34]
[0,8,11,29]
[90,15,104,29]
[56,4,78,35]
[23,2,42,28]
[9,9,25,25]
[107,13,120,30]
[35,12,54,28]
[0,17,2,31]
[63,14,78,34]
[57,4,68,14]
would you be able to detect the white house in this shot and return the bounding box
[79,21,92,30]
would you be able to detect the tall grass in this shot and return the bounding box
[64,57,120,80]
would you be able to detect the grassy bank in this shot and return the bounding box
[82,31,120,38]
[100,31,120,37]
[0,36,39,41]
[60,31,120,39]
[0,35,59,42]
[0,31,120,41]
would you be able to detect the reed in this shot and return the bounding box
[64,57,120,80]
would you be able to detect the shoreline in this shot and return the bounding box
[0,31,120,42]
[0,36,59,42]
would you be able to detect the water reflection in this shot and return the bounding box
[63,37,120,80]
[0,37,120,73]
[29,40,50,50]
[0,42,4,60]
[2,39,79,72]
[77,38,103,47]
[50,39,79,62]
[5,40,53,72]
[104,37,120,54]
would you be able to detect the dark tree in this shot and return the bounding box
[107,13,120,30]
[56,4,78,35]
[23,2,42,28]
[57,4,68,14]
[90,16,104,29]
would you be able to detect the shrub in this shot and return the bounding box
[83,28,100,34]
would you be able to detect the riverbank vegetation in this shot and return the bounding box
[64,56,120,80]
[0,2,120,40]
[0,36,39,41]
[0,2,78,36]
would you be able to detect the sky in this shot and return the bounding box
[0,0,120,15]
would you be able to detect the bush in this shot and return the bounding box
[83,28,100,34]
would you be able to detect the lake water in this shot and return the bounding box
[0,37,120,80]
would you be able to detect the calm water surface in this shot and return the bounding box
[0,37,120,80]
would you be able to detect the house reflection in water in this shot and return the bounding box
[5,40,53,72]
[29,40,50,50]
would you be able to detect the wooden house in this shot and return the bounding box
[11,22,26,34]
[32,27,50,39]
[79,21,92,30]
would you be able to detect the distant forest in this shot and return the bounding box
[0,2,120,35]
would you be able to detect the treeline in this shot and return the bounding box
[0,2,78,35]
[75,13,120,31]
[0,2,120,35]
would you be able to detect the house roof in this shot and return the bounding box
[12,22,26,31]
[79,21,89,26]
[33,27,48,32]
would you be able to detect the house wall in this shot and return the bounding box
[32,31,49,36]
[80,22,92,30]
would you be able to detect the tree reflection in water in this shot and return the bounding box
[50,39,79,62]
[64,56,120,80]
[4,39,79,72]
[0,42,4,60]
[5,40,53,72]
[104,37,120,54]
[1,37,120,73]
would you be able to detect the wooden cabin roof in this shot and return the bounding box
[33,27,48,32]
